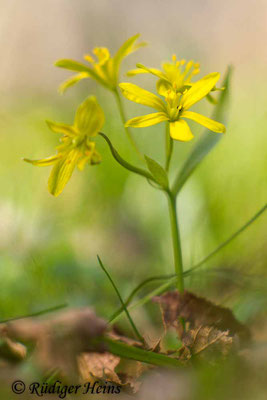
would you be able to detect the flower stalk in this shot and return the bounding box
[166,190,184,293]
[165,122,173,171]
[113,88,143,160]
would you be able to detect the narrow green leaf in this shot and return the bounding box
[109,274,174,323]
[102,336,181,368]
[172,66,233,196]
[188,202,267,275]
[0,304,68,324]
[110,279,177,324]
[145,155,169,189]
[97,256,143,343]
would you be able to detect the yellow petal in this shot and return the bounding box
[58,73,89,94]
[75,96,105,137]
[169,120,194,141]
[181,72,220,110]
[46,120,77,137]
[23,155,61,166]
[181,111,226,133]
[84,54,95,64]
[114,34,146,67]
[55,59,110,89]
[125,112,168,128]
[136,64,167,80]
[126,68,149,77]
[48,148,81,196]
[119,83,166,112]
[93,47,110,65]
[156,79,172,96]
[55,59,92,73]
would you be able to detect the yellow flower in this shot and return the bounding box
[55,34,146,93]
[119,72,226,141]
[24,97,104,196]
[127,55,200,97]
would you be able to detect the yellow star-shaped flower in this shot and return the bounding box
[55,34,146,93]
[127,55,200,96]
[24,97,104,196]
[120,71,226,141]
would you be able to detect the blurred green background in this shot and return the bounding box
[0,0,266,332]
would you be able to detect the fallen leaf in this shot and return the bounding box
[180,326,236,361]
[2,307,107,378]
[153,291,250,345]
[78,352,121,383]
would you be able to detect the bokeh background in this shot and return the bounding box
[0,0,266,340]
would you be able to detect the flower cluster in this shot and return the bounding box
[120,56,225,141]
[24,37,226,196]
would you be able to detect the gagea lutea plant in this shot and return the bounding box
[24,35,266,358]
[24,34,226,295]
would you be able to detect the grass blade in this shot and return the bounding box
[97,256,144,342]
[0,304,68,324]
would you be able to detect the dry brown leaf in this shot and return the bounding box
[180,326,236,361]
[153,290,250,345]
[0,336,27,363]
[1,307,107,378]
[78,352,121,384]
[78,352,147,394]
[117,359,149,393]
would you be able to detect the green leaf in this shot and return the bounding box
[102,337,181,368]
[111,278,177,324]
[97,256,143,342]
[145,155,169,188]
[172,66,233,196]
[0,304,68,324]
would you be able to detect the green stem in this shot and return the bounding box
[165,122,173,171]
[99,132,154,182]
[114,88,143,160]
[166,190,184,293]
[102,336,181,368]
